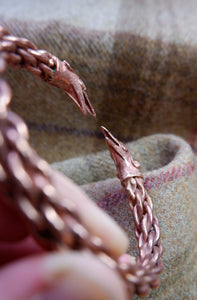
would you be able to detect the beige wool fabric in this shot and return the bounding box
[1,1,197,299]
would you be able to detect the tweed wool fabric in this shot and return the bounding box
[1,2,197,299]
[53,134,197,299]
[0,0,197,162]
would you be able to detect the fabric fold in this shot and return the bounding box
[52,134,197,299]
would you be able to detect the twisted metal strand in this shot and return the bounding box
[102,126,163,298]
[0,77,111,257]
[0,26,163,299]
[0,26,95,116]
[0,26,117,274]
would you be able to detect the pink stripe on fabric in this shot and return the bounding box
[97,161,195,209]
[144,161,195,190]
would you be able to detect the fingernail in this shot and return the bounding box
[52,171,129,257]
[81,201,129,257]
[31,250,128,300]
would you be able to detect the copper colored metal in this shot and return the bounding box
[101,126,163,297]
[0,26,163,299]
[0,26,95,116]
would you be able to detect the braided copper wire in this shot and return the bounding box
[0,26,99,252]
[0,26,95,116]
[101,126,164,297]
[0,26,163,299]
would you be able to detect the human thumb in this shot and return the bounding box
[0,250,128,300]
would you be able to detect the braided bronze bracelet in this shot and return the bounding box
[0,26,163,298]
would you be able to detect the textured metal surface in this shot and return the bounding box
[0,26,163,299]
[0,26,95,117]
[102,126,163,297]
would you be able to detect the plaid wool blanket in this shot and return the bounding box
[1,1,197,298]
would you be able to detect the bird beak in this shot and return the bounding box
[66,79,96,117]
[101,126,125,160]
[49,58,96,117]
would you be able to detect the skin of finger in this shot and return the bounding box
[0,196,28,241]
[0,236,43,266]
[0,250,128,300]
[0,168,128,256]
[52,171,128,257]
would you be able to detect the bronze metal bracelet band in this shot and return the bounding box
[0,26,163,298]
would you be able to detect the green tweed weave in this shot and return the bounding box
[53,134,197,299]
[0,1,197,298]
[1,0,197,162]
